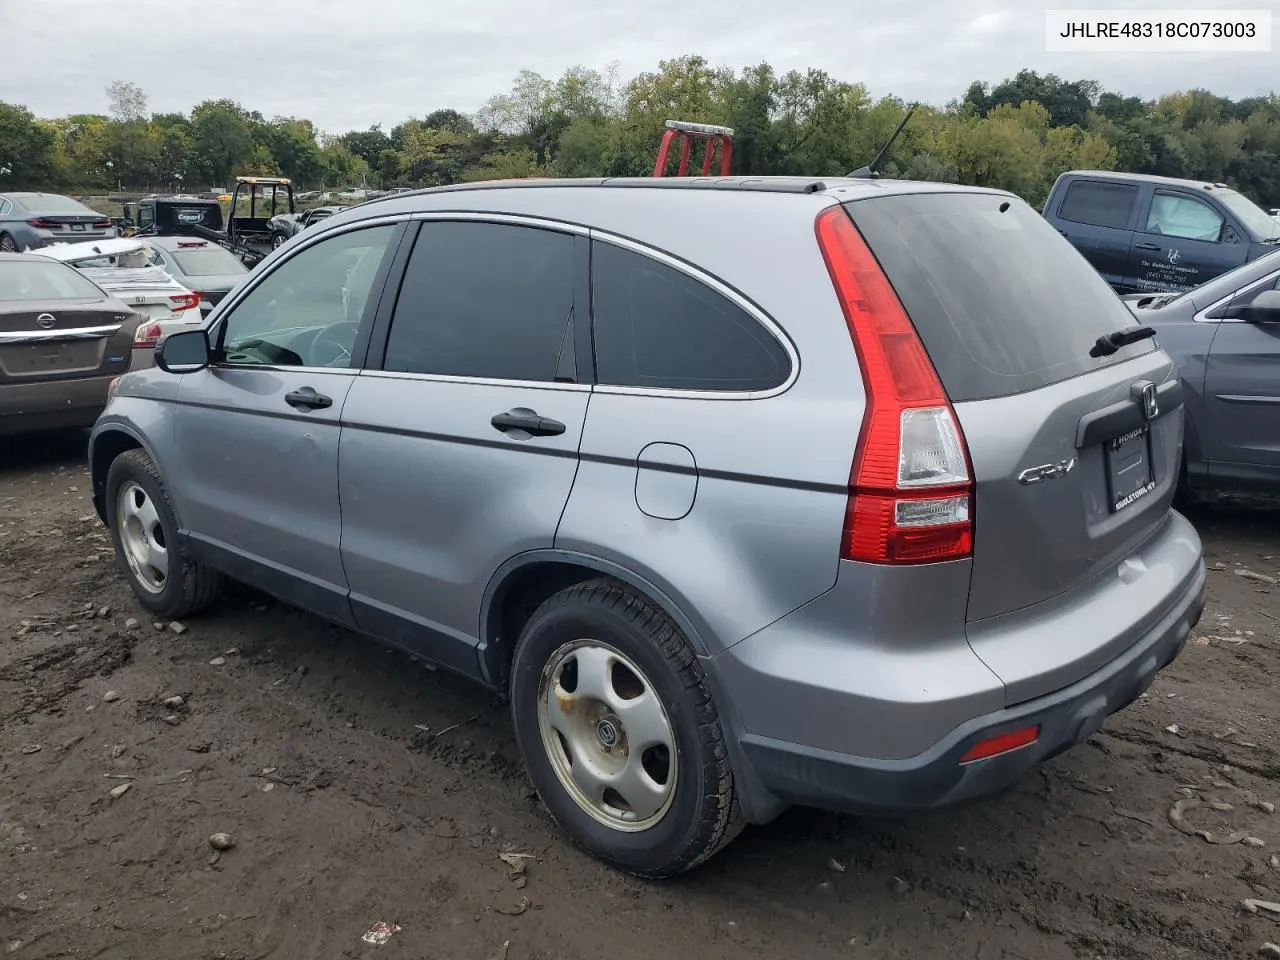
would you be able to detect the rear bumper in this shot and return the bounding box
[0,376,113,434]
[732,559,1205,815]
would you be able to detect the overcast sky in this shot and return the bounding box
[1,0,1276,132]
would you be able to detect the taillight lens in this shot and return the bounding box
[170,293,201,312]
[93,219,112,229]
[26,218,59,229]
[134,322,162,348]
[815,206,974,565]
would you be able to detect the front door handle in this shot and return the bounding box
[285,386,332,410]
[491,409,566,437]
[1135,242,1161,251]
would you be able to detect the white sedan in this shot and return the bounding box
[31,237,204,368]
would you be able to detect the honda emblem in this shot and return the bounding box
[1141,383,1158,420]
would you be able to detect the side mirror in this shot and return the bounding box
[155,328,211,373]
[1238,289,1280,324]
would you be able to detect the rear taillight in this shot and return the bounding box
[170,293,201,312]
[815,206,974,565]
[93,219,112,229]
[26,218,59,229]
[134,322,162,348]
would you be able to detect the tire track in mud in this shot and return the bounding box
[0,631,134,721]
[1100,727,1280,780]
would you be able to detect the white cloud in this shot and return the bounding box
[0,0,1276,132]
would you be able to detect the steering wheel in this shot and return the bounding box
[309,322,360,367]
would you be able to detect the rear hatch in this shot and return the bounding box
[844,191,1181,662]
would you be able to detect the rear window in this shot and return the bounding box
[19,194,93,214]
[846,192,1156,403]
[169,245,248,276]
[1056,180,1138,230]
[1,259,106,301]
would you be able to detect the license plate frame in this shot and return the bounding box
[1104,424,1156,513]
[0,341,101,376]
[69,222,86,231]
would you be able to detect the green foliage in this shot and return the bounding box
[2,70,1277,207]
[0,102,57,187]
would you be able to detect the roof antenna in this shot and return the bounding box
[847,104,917,179]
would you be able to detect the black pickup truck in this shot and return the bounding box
[1043,171,1280,294]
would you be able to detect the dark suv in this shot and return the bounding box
[1043,171,1280,294]
[90,177,1206,877]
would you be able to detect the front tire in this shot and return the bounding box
[510,578,742,877]
[271,232,287,249]
[105,449,222,619]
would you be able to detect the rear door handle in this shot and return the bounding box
[491,409,566,437]
[1135,242,1161,251]
[285,387,332,410]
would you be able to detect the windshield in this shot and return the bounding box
[1218,190,1280,241]
[170,245,248,277]
[1,260,106,301]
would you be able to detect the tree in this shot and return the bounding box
[0,102,57,187]
[267,118,324,184]
[8,59,1280,205]
[339,125,393,168]
[189,99,255,185]
[983,70,1098,128]
[106,81,148,122]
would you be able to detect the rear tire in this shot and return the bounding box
[105,449,222,619]
[509,578,742,878]
[271,232,287,249]
[0,233,17,253]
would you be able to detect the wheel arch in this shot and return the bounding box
[89,423,157,524]
[478,550,717,691]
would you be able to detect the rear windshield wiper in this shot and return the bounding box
[1089,325,1156,358]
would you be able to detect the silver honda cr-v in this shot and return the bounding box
[89,177,1206,877]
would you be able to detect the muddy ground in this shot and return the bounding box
[1,430,1278,960]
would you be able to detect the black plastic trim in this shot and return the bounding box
[1076,378,1183,448]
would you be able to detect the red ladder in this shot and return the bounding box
[652,120,734,177]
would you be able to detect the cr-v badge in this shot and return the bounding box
[1017,458,1076,485]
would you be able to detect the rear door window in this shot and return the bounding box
[383,220,576,383]
[590,241,791,392]
[1057,180,1139,230]
[846,192,1156,403]
[1145,192,1225,242]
